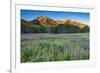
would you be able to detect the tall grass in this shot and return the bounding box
[21,33,89,63]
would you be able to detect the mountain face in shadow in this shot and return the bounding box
[21,16,89,33]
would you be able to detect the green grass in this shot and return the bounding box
[21,33,89,63]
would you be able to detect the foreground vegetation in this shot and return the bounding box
[21,33,89,63]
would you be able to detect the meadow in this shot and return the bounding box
[21,33,89,63]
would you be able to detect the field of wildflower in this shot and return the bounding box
[21,33,89,63]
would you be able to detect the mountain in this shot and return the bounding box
[30,16,57,27]
[29,16,89,28]
[21,16,89,33]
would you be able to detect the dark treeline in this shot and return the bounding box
[21,19,89,34]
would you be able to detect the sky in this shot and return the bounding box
[21,9,90,25]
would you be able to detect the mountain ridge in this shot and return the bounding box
[21,16,89,33]
[28,16,89,28]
